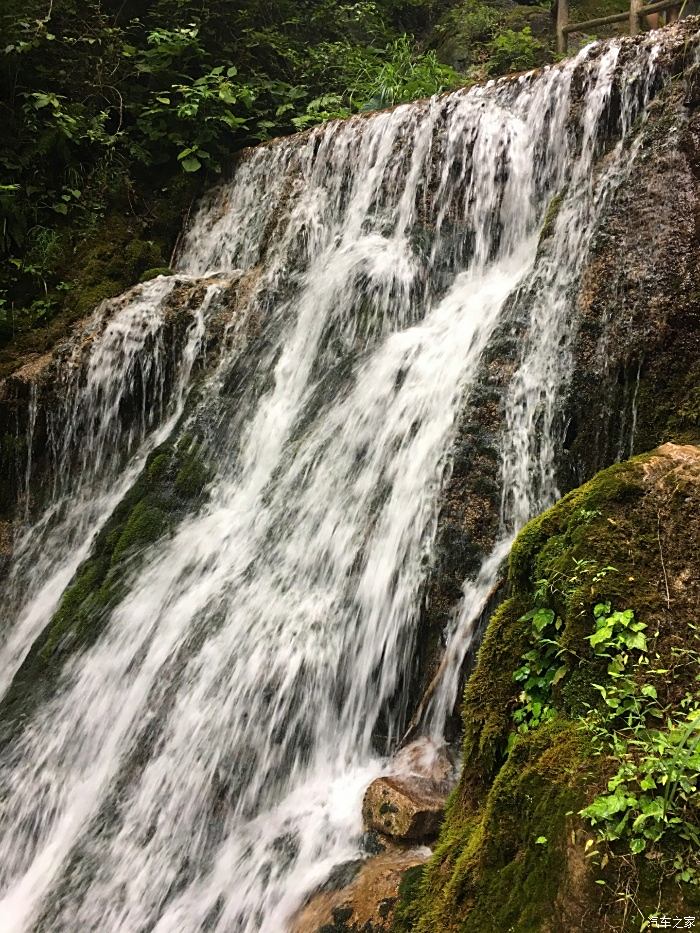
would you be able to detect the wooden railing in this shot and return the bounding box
[556,0,684,52]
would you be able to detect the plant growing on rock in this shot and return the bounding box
[512,589,700,885]
[580,608,700,883]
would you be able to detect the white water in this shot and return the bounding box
[0,32,682,933]
[0,277,212,698]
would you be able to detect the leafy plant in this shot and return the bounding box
[582,696,700,874]
[577,603,700,882]
[512,607,567,733]
[350,35,459,109]
[487,27,542,76]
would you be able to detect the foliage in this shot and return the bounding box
[512,607,566,733]
[511,562,617,734]
[433,0,548,78]
[513,587,700,885]
[580,610,700,884]
[487,26,542,76]
[0,0,463,344]
[351,35,459,108]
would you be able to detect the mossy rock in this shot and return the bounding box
[66,220,165,316]
[397,444,700,931]
[139,266,174,283]
[0,433,212,746]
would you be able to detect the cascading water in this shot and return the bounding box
[0,29,690,933]
[0,277,210,698]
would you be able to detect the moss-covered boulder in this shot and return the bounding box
[396,443,700,931]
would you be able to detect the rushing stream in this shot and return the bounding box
[0,31,685,933]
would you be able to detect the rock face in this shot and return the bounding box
[561,58,700,487]
[396,443,700,931]
[408,22,700,748]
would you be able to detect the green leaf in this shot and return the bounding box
[581,792,628,821]
[535,836,547,845]
[589,626,614,648]
[180,156,202,172]
[219,85,238,104]
[629,836,646,854]
[52,203,68,214]
[532,609,554,633]
[625,631,647,652]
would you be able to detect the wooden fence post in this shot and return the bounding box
[630,0,642,34]
[557,0,570,53]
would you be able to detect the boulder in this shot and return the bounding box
[292,845,429,933]
[362,776,445,842]
[361,738,453,842]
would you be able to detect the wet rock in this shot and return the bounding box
[362,739,453,842]
[362,776,444,842]
[291,845,429,933]
[561,70,700,490]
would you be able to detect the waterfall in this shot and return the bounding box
[0,30,687,933]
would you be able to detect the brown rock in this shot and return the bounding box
[362,775,445,842]
[292,845,428,933]
[362,738,454,842]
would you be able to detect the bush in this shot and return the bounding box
[487,26,542,75]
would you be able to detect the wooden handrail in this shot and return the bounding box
[557,0,683,50]
[562,10,629,33]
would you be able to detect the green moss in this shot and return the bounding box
[139,266,174,282]
[111,499,168,564]
[406,721,595,933]
[459,596,531,790]
[397,445,700,930]
[538,189,565,243]
[392,864,426,933]
[65,219,166,316]
[0,433,212,745]
[174,452,211,499]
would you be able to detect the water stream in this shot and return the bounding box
[0,32,683,933]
